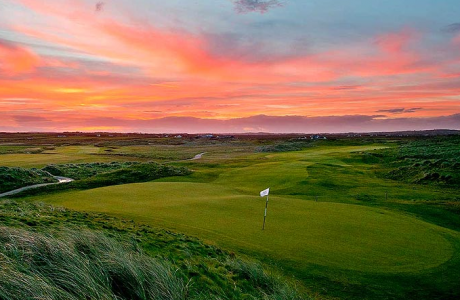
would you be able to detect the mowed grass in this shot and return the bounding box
[33,182,455,274]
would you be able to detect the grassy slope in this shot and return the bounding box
[0,200,307,300]
[381,137,460,186]
[31,182,455,271]
[0,146,138,168]
[0,143,255,168]
[22,143,460,299]
[0,166,57,193]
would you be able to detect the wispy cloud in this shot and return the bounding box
[376,108,423,114]
[95,2,105,13]
[232,0,284,14]
[441,23,460,33]
[13,115,50,124]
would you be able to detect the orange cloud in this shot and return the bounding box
[0,40,40,75]
[1,1,459,132]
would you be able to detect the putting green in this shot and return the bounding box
[33,181,454,273]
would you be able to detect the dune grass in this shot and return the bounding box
[0,166,57,193]
[0,227,187,300]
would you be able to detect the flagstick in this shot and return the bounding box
[262,194,269,230]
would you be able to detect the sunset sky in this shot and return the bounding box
[1,0,459,133]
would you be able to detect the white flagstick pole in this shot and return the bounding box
[262,194,269,230]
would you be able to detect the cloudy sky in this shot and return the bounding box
[0,0,459,133]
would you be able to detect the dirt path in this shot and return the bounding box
[0,176,74,198]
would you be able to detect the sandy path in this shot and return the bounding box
[0,176,74,198]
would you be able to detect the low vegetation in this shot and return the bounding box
[0,167,56,193]
[74,162,191,189]
[0,200,307,300]
[255,140,315,153]
[42,162,140,180]
[364,136,460,187]
[10,162,192,197]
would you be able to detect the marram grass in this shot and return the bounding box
[0,226,186,300]
[0,216,307,300]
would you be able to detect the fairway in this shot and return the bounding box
[0,146,137,168]
[33,181,455,273]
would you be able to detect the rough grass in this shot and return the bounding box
[0,227,186,300]
[10,162,192,197]
[255,140,315,153]
[369,136,460,187]
[0,167,57,193]
[42,161,140,179]
[0,200,308,300]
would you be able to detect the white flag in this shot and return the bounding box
[260,188,270,197]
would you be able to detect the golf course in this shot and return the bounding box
[2,135,457,299]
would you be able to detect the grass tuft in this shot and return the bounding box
[0,226,186,300]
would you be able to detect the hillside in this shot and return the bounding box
[0,200,307,300]
[0,167,57,193]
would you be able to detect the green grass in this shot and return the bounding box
[42,162,141,179]
[0,146,138,168]
[0,226,187,300]
[21,143,460,299]
[0,200,307,300]
[30,182,455,273]
[3,136,460,299]
[0,166,57,193]
[379,137,460,187]
[11,162,192,197]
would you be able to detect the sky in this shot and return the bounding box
[0,0,459,133]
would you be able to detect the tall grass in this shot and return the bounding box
[0,223,308,300]
[226,259,306,300]
[0,227,186,300]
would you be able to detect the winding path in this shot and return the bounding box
[0,176,74,198]
[190,152,206,160]
[1,152,205,198]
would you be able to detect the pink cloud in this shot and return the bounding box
[374,28,417,54]
[0,39,40,75]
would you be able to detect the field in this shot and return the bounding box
[2,133,460,299]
